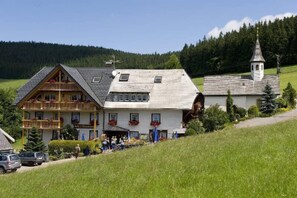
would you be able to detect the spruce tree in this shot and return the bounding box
[282,82,296,108]
[260,83,277,115]
[24,127,46,152]
[226,90,234,121]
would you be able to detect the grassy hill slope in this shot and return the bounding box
[1,119,297,197]
[0,79,27,89]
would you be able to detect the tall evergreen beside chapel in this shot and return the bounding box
[260,83,277,115]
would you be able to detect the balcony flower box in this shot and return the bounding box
[108,120,117,126]
[49,79,56,83]
[150,121,161,127]
[71,119,79,125]
[129,120,139,126]
[90,120,99,125]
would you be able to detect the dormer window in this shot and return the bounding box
[92,76,102,83]
[119,74,129,82]
[154,76,162,83]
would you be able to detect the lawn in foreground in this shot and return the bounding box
[1,119,297,197]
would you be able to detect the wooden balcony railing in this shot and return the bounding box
[22,119,62,130]
[40,82,79,91]
[22,101,96,111]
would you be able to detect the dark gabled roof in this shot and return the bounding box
[14,64,113,107]
[250,38,265,62]
[77,67,114,106]
[0,130,13,151]
[14,67,55,105]
[203,75,280,96]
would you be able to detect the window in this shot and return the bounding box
[90,113,99,125]
[130,113,139,121]
[125,94,129,101]
[142,95,148,101]
[256,65,259,70]
[129,131,140,139]
[71,94,81,101]
[71,112,80,123]
[131,94,136,101]
[109,113,117,121]
[154,76,162,83]
[113,94,118,102]
[151,113,161,122]
[251,65,253,71]
[24,112,30,119]
[119,74,129,82]
[52,130,59,140]
[45,94,56,101]
[89,130,99,140]
[137,94,142,101]
[92,76,102,83]
[35,112,43,120]
[119,94,124,101]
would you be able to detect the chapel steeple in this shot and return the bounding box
[250,27,265,81]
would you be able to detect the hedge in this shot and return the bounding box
[48,140,101,156]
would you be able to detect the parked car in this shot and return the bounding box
[18,152,44,166]
[0,153,22,174]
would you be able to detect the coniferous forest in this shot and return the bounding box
[0,16,297,79]
[180,16,297,77]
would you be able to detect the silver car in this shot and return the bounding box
[0,154,22,174]
[18,152,44,166]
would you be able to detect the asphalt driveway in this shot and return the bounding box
[235,108,297,128]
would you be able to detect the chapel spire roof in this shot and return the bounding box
[250,27,265,63]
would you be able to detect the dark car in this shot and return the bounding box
[0,154,22,174]
[18,152,44,166]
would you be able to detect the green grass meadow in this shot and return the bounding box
[0,79,27,89]
[2,119,297,197]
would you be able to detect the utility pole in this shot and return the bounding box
[276,54,281,75]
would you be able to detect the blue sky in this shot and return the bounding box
[1,0,297,54]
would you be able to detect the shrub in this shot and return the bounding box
[234,107,247,118]
[185,119,205,136]
[248,105,259,117]
[48,140,101,156]
[202,104,229,132]
[275,97,287,108]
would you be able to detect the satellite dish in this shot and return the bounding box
[112,70,118,77]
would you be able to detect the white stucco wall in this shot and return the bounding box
[205,95,261,111]
[104,109,183,138]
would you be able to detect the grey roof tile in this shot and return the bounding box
[14,67,55,105]
[203,75,280,96]
[0,131,12,151]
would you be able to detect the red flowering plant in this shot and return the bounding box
[150,121,161,127]
[129,120,139,126]
[90,120,99,125]
[108,119,117,126]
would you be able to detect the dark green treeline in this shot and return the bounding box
[180,16,297,77]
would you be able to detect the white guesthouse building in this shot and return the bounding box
[15,65,200,144]
[203,34,280,110]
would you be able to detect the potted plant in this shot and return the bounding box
[150,121,161,127]
[108,119,117,126]
[129,120,139,126]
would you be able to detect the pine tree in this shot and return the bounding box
[226,89,234,121]
[260,83,277,115]
[282,82,296,108]
[24,127,46,152]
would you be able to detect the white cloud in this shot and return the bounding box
[207,12,297,38]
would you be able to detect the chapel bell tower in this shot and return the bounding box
[250,27,265,81]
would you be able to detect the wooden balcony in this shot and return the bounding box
[40,82,79,91]
[22,101,96,112]
[22,119,62,130]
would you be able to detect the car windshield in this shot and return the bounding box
[9,155,20,161]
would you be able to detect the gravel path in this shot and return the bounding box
[235,108,297,128]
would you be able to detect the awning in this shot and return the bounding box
[172,128,186,134]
